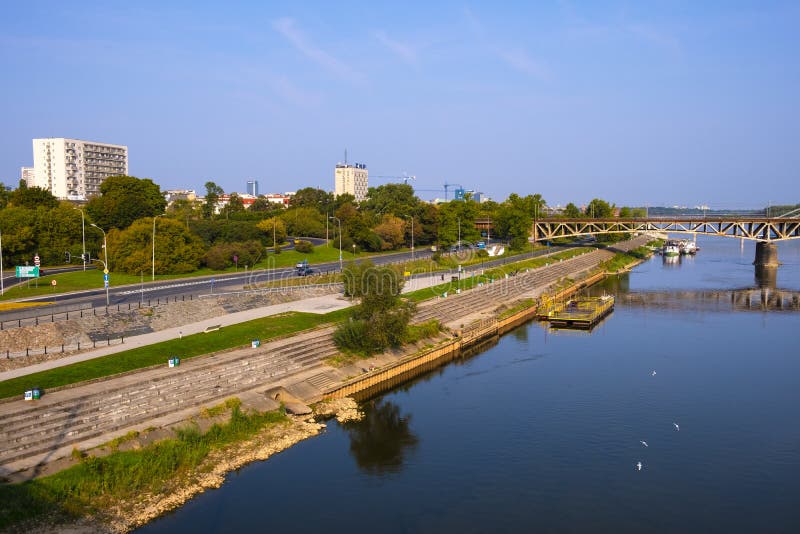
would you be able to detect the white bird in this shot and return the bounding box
[673,422,680,431]
[636,461,643,471]
[651,370,657,376]
[640,440,648,447]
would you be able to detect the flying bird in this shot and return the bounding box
[636,462,643,471]
[673,422,680,431]
[640,440,648,447]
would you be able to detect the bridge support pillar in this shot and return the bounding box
[754,241,779,267]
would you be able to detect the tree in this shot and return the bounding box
[0,182,11,209]
[223,193,245,218]
[9,184,59,210]
[373,214,406,250]
[585,198,614,218]
[344,399,418,474]
[203,181,224,219]
[290,187,333,213]
[256,217,287,249]
[438,200,480,247]
[112,217,205,274]
[334,261,415,353]
[85,175,166,230]
[564,203,582,218]
[0,206,36,264]
[362,184,419,217]
[281,207,326,237]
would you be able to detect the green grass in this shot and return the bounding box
[0,404,287,530]
[0,309,349,400]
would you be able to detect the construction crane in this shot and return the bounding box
[372,172,416,185]
[443,182,463,201]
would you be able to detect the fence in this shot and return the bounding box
[4,335,125,359]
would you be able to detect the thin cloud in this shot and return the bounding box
[272,17,364,82]
[373,30,418,65]
[626,23,682,54]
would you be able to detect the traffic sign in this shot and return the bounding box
[104,281,109,288]
[103,274,109,282]
[103,268,109,275]
[51,279,57,286]
[15,266,40,278]
[34,255,40,267]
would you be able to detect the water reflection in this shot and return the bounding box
[755,265,778,289]
[344,399,418,475]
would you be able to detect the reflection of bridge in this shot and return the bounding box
[532,217,800,266]
[619,288,800,313]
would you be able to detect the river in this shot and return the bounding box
[138,236,800,533]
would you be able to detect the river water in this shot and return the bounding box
[138,236,800,533]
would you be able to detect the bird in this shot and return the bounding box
[673,422,680,431]
[636,462,643,471]
[640,440,648,447]
[651,370,657,376]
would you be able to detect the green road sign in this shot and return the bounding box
[16,266,40,278]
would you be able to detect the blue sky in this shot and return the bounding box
[1,1,797,208]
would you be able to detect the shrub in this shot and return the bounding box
[294,240,314,254]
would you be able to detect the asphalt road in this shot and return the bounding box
[0,242,567,323]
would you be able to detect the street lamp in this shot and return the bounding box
[0,226,4,296]
[152,214,163,281]
[405,215,415,261]
[329,216,342,271]
[74,207,86,271]
[457,217,461,251]
[90,223,109,306]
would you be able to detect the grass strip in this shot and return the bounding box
[0,402,287,530]
[0,309,350,400]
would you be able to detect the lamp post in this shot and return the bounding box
[152,214,163,281]
[457,217,461,251]
[74,207,86,271]
[405,215,415,261]
[0,226,4,296]
[330,216,342,271]
[90,223,109,306]
[352,243,356,256]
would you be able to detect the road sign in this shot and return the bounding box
[103,268,109,275]
[51,279,57,286]
[15,266,40,278]
[104,281,109,288]
[103,274,109,282]
[34,255,40,266]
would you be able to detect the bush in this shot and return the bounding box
[202,240,263,270]
[294,240,314,254]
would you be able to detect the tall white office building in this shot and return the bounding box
[32,138,128,200]
[334,162,368,201]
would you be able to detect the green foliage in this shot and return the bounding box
[281,207,326,237]
[203,181,224,219]
[255,217,287,248]
[438,199,480,247]
[189,219,265,246]
[290,187,333,213]
[203,240,262,270]
[112,218,205,275]
[9,184,59,210]
[85,176,166,230]
[0,407,287,531]
[293,239,314,253]
[362,183,419,217]
[404,320,442,343]
[336,261,415,354]
[563,202,582,218]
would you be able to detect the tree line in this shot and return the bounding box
[0,175,639,275]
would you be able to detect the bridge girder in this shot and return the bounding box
[533,218,800,242]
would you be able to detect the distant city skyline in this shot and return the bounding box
[1,2,797,209]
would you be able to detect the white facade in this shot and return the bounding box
[32,138,128,200]
[334,162,368,201]
[20,167,35,187]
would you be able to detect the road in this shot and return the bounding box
[0,242,568,323]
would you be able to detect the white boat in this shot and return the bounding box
[662,241,680,257]
[680,241,697,255]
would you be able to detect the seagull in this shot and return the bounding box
[651,370,657,376]
[673,422,680,431]
[640,440,648,447]
[636,462,643,471]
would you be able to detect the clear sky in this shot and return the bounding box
[1,1,797,208]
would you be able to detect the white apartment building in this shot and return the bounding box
[20,167,35,187]
[334,162,368,201]
[32,138,128,200]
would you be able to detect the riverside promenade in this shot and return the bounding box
[0,237,648,478]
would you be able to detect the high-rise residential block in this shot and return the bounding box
[246,180,259,197]
[20,167,35,187]
[32,138,128,200]
[334,162,368,201]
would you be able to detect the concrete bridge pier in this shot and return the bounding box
[754,241,779,267]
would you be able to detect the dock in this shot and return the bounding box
[538,295,615,329]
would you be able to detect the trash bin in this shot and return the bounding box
[24,390,33,401]
[168,357,180,368]
[251,339,261,348]
[32,388,41,400]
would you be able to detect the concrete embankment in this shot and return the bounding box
[0,237,649,482]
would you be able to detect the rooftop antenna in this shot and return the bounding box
[344,149,348,165]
